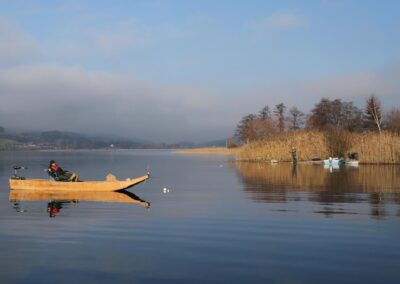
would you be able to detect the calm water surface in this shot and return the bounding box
[0,151,399,284]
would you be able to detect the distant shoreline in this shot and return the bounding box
[38,148,173,152]
[0,148,176,152]
[2,133,399,165]
[175,147,237,155]
[176,131,400,165]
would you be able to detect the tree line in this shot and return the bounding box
[234,95,400,144]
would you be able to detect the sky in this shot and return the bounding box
[0,0,399,143]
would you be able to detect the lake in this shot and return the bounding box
[1,150,400,284]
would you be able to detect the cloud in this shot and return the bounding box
[0,64,234,142]
[250,12,306,34]
[0,19,41,64]
[56,18,185,58]
[0,62,399,143]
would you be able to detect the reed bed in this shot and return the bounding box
[236,130,400,164]
[237,131,329,162]
[351,132,400,164]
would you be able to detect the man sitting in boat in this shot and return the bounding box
[48,160,79,182]
[348,152,359,160]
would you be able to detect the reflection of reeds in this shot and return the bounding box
[236,131,400,164]
[355,165,400,192]
[235,162,400,193]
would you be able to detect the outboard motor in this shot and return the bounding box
[11,166,27,180]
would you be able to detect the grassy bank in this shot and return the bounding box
[237,130,400,164]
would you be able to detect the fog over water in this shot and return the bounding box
[1,1,400,143]
[1,63,399,143]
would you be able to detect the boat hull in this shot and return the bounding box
[345,160,359,166]
[323,158,344,166]
[9,174,150,192]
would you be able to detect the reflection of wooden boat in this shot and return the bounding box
[9,173,150,191]
[9,189,150,208]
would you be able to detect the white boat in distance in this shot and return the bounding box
[323,157,344,167]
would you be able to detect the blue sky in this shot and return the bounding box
[1,0,400,142]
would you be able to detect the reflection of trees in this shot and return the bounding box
[234,162,400,214]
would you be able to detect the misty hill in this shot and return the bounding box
[163,138,227,149]
[197,139,227,147]
[0,130,156,149]
[0,128,227,150]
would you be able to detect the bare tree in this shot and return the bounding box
[235,107,280,143]
[235,114,257,143]
[306,98,332,130]
[338,101,363,131]
[226,137,238,148]
[252,117,277,138]
[287,107,305,130]
[274,103,286,132]
[364,95,383,132]
[259,106,272,120]
[307,98,362,131]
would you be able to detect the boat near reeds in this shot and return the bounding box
[323,157,344,167]
[345,159,359,166]
[9,173,150,192]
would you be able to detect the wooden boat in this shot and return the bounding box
[9,189,150,208]
[9,173,150,192]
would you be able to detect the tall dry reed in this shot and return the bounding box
[237,130,329,162]
[351,131,400,164]
[236,130,400,164]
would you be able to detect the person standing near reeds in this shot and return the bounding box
[290,147,297,164]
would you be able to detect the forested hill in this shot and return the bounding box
[0,130,153,149]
